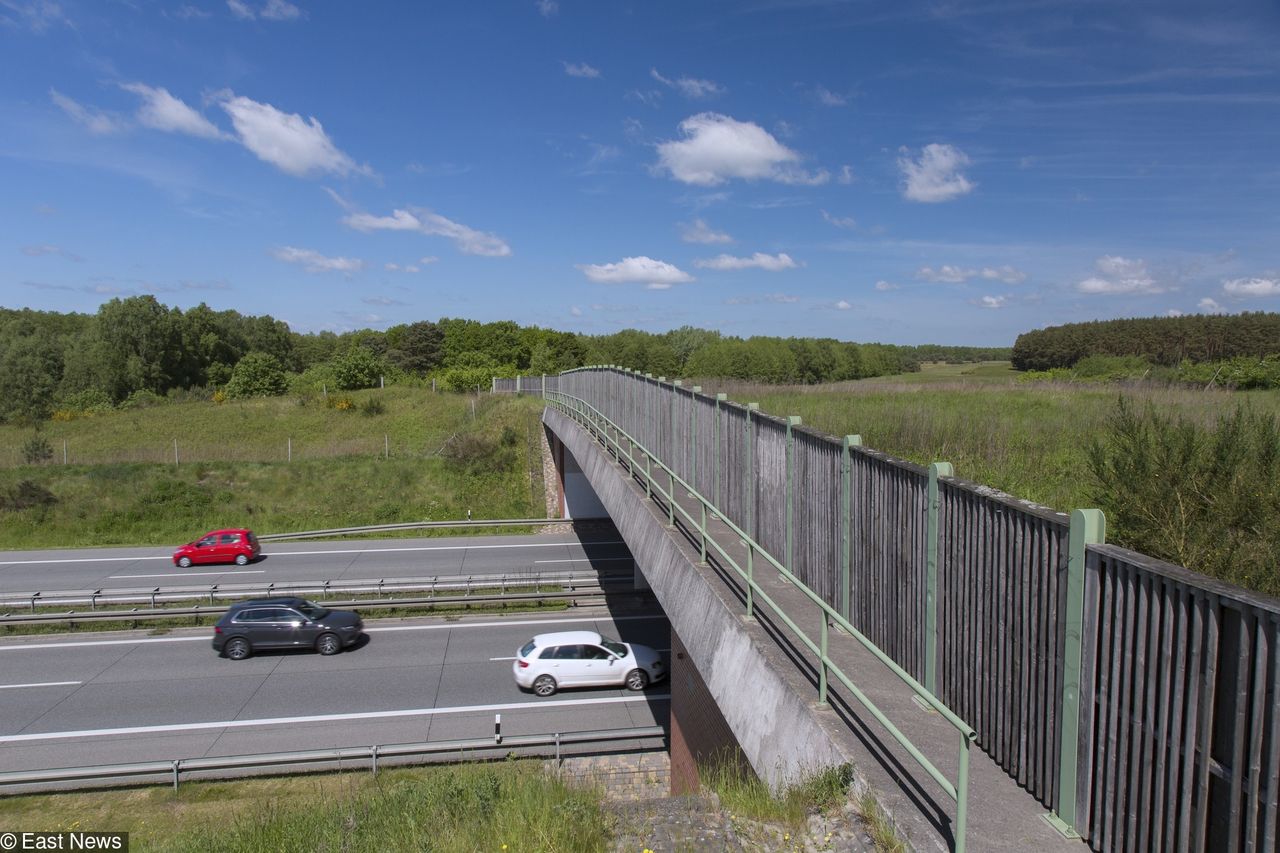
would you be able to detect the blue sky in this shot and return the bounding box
[2,0,1279,346]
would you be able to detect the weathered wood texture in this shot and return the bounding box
[552,367,1280,853]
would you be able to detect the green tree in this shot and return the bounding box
[331,346,384,390]
[223,352,289,398]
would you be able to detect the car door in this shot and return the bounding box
[231,608,270,645]
[578,644,618,686]
[193,534,218,565]
[219,533,242,562]
[279,607,321,647]
[544,645,586,685]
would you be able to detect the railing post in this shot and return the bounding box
[785,416,801,574]
[690,385,700,489]
[925,461,953,696]
[700,502,707,563]
[840,436,860,620]
[957,732,973,853]
[1046,507,1106,838]
[818,610,829,707]
[715,393,726,508]
[746,403,758,540]
[516,374,521,394]
[745,542,755,620]
[668,469,675,526]
[541,374,546,398]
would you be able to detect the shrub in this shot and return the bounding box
[56,388,114,417]
[331,347,384,391]
[21,434,53,465]
[0,480,57,512]
[441,432,517,474]
[1089,398,1280,594]
[119,389,164,410]
[360,397,386,417]
[224,353,289,399]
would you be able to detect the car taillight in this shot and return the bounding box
[214,626,222,634]
[517,659,529,668]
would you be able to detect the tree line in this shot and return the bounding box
[0,297,1009,423]
[1011,312,1280,371]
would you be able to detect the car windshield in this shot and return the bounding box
[294,601,330,619]
[600,638,628,657]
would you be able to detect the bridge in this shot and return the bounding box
[521,366,1280,853]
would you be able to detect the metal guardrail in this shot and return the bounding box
[0,583,646,626]
[547,389,977,853]
[257,517,568,541]
[0,569,633,610]
[0,726,667,792]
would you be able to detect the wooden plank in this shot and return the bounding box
[1226,610,1254,850]
[1191,595,1221,852]
[1122,565,1149,852]
[1261,617,1280,852]
[1242,615,1268,853]
[1074,547,1103,835]
[1150,578,1184,852]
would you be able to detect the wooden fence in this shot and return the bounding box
[516,366,1280,853]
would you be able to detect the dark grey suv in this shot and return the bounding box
[212,597,364,660]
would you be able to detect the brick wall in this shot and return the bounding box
[669,628,751,795]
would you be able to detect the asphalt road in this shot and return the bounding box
[0,531,633,594]
[0,609,670,774]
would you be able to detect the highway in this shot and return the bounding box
[0,609,670,775]
[0,530,632,593]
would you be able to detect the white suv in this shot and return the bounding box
[513,630,666,697]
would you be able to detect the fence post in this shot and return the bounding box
[287,437,291,463]
[1046,507,1106,838]
[541,374,546,399]
[173,438,179,467]
[690,386,700,490]
[516,375,521,394]
[840,436,860,620]
[925,461,953,695]
[746,403,758,540]
[785,416,801,574]
[715,394,726,508]
[491,376,496,393]
[670,380,679,472]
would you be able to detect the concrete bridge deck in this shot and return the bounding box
[546,405,1086,852]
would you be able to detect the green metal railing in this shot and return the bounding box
[546,390,977,853]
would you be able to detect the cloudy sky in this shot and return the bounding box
[3,0,1278,345]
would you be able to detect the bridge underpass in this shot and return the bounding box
[545,403,1082,853]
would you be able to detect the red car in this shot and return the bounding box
[173,529,261,568]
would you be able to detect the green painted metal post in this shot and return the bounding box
[925,461,954,696]
[668,469,676,526]
[818,610,829,707]
[700,503,707,563]
[840,435,861,620]
[670,380,679,472]
[785,416,802,574]
[957,732,973,853]
[690,385,701,491]
[747,404,758,539]
[1046,507,1106,838]
[745,542,754,620]
[516,375,521,394]
[715,393,726,508]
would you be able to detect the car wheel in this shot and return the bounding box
[178,556,192,568]
[625,669,650,691]
[224,638,251,661]
[533,675,557,697]
[316,633,342,656]
[234,554,249,566]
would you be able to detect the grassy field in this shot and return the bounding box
[0,390,547,550]
[699,363,1280,514]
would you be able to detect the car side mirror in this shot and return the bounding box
[290,620,302,628]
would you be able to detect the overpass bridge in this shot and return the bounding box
[514,367,1280,853]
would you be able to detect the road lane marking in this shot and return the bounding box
[109,570,266,579]
[490,656,516,661]
[0,614,668,651]
[0,694,671,743]
[0,540,626,567]
[0,681,81,690]
[533,557,633,564]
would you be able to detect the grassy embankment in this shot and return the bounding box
[699,361,1280,514]
[0,389,548,551]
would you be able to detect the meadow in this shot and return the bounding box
[0,390,547,550]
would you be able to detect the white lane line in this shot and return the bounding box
[109,570,266,579]
[0,614,668,651]
[0,540,626,567]
[0,694,671,744]
[0,681,81,690]
[489,656,516,661]
[533,557,633,564]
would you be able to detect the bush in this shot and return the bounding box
[56,388,114,418]
[331,347,384,391]
[21,434,53,465]
[361,397,386,417]
[119,389,165,410]
[0,480,57,512]
[441,432,517,474]
[1089,398,1280,594]
[224,352,289,399]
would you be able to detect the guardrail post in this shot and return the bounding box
[841,436,860,620]
[785,416,802,574]
[172,759,180,792]
[1046,508,1106,838]
[925,461,953,696]
[372,744,380,775]
[715,394,726,508]
[746,404,758,539]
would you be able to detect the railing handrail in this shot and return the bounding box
[0,725,667,790]
[545,388,974,848]
[258,517,568,540]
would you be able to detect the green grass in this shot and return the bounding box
[0,762,611,852]
[698,760,853,829]
[700,365,1280,514]
[0,391,548,550]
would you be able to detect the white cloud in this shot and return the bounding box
[49,89,124,135]
[1077,256,1163,294]
[656,113,828,186]
[917,265,976,283]
[570,305,583,317]
[120,83,228,140]
[577,256,694,287]
[651,68,725,99]
[384,262,424,273]
[419,256,439,265]
[680,218,733,244]
[874,280,899,291]
[272,246,364,274]
[821,210,856,230]
[1199,297,1224,312]
[816,86,846,106]
[898,143,975,203]
[1223,276,1280,297]
[834,299,852,310]
[695,252,798,272]
[1166,309,1184,317]
[562,61,600,79]
[978,295,1007,309]
[343,207,511,257]
[980,265,1027,284]
[228,0,300,20]
[536,0,557,16]
[219,93,370,178]
[837,165,855,185]
[2,0,71,31]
